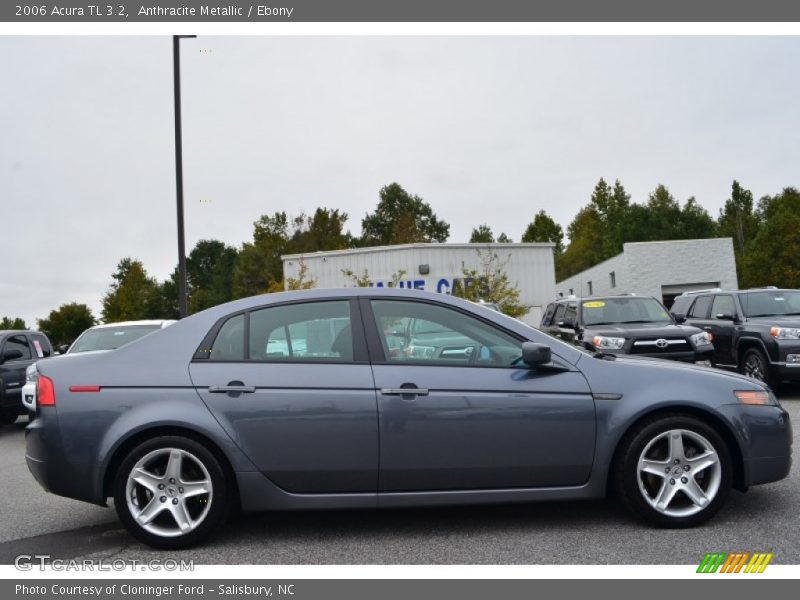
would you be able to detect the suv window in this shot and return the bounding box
[711,295,736,319]
[553,303,567,324]
[29,334,52,358]
[670,295,693,316]
[249,301,353,362]
[2,334,31,361]
[689,295,713,319]
[370,300,522,367]
[541,303,556,327]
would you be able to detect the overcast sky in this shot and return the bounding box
[1,36,798,326]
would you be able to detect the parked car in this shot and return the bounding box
[21,320,176,412]
[26,289,791,549]
[671,287,800,389]
[541,295,714,361]
[0,330,53,424]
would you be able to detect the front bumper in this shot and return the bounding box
[717,403,792,487]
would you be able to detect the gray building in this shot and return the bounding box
[555,238,739,307]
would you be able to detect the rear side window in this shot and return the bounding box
[670,295,692,315]
[553,303,567,323]
[541,303,556,327]
[689,295,713,319]
[711,295,736,319]
[209,314,245,360]
[249,301,353,362]
[2,335,31,361]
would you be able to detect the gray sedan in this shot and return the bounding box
[24,289,792,549]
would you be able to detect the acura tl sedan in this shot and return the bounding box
[25,289,792,549]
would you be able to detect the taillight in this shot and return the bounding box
[37,375,56,406]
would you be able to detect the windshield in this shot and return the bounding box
[69,325,161,353]
[581,297,672,326]
[740,291,800,317]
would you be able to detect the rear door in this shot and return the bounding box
[363,298,596,492]
[189,298,379,494]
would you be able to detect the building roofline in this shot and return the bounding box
[282,242,555,261]
[623,237,734,248]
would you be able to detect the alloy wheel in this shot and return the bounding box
[636,429,722,518]
[743,353,766,382]
[125,447,213,538]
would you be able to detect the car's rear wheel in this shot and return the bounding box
[113,436,230,549]
[614,415,732,527]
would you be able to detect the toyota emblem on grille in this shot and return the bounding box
[655,338,669,349]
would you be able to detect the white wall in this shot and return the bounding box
[555,238,738,299]
[282,243,556,325]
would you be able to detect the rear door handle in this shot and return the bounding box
[209,385,256,394]
[381,388,429,396]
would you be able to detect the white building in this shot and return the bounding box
[555,238,739,307]
[282,243,556,325]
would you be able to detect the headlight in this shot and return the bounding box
[690,332,713,346]
[592,336,625,350]
[734,389,777,406]
[770,327,800,339]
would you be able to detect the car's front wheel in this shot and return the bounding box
[113,436,231,549]
[740,347,780,392]
[614,415,732,527]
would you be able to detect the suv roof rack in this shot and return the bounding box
[678,288,722,296]
[744,286,779,290]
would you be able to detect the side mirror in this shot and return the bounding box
[671,312,686,323]
[521,342,552,367]
[57,344,70,354]
[715,312,735,321]
[1,348,24,363]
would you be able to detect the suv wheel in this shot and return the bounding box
[614,415,732,527]
[114,436,231,549]
[740,347,779,390]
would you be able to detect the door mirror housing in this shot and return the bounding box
[715,312,736,321]
[57,344,70,355]
[557,316,577,330]
[521,342,552,367]
[671,312,686,323]
[0,348,24,363]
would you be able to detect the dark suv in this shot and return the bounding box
[0,330,53,424]
[671,287,800,389]
[541,295,714,361]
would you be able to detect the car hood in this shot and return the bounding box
[583,323,702,337]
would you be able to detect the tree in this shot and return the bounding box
[740,188,800,288]
[0,317,27,330]
[341,268,407,288]
[454,250,528,318]
[497,233,513,243]
[287,208,353,254]
[232,212,290,298]
[267,258,317,292]
[521,210,564,254]
[101,258,163,322]
[718,180,760,287]
[361,183,450,245]
[37,303,96,346]
[556,206,605,280]
[186,240,239,313]
[469,224,494,243]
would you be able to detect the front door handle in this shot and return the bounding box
[381,387,429,396]
[209,384,256,394]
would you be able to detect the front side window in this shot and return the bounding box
[249,301,353,362]
[2,335,31,361]
[371,300,522,367]
[29,334,52,358]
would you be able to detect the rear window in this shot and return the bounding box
[70,325,160,353]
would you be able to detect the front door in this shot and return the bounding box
[189,299,378,494]
[707,295,738,365]
[363,298,596,492]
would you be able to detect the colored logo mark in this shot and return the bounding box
[697,552,773,573]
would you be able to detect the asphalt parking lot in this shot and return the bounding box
[1,391,798,566]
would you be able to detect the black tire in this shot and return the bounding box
[613,414,733,528]
[740,347,781,393]
[0,411,19,425]
[113,435,231,549]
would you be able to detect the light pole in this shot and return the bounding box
[173,34,196,319]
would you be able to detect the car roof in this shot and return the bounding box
[555,295,650,303]
[0,330,43,336]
